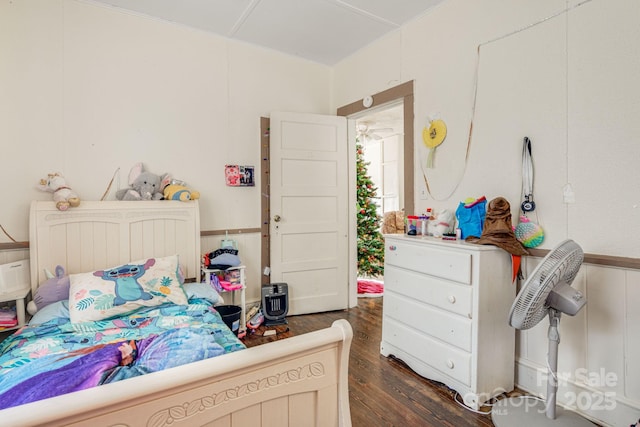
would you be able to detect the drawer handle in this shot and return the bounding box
[446,359,455,369]
[388,245,397,251]
[448,295,456,304]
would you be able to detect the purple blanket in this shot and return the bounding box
[0,327,227,409]
[0,300,245,410]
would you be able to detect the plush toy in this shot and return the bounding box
[116,162,165,201]
[427,209,455,237]
[164,184,200,201]
[38,173,81,211]
[381,210,405,234]
[161,174,200,202]
[26,265,70,315]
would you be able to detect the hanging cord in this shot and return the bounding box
[100,167,120,201]
[421,45,478,201]
[521,137,535,214]
[519,136,545,228]
[0,224,18,243]
[516,136,545,251]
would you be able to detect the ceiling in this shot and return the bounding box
[91,0,445,65]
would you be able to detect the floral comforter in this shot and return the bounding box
[0,299,245,409]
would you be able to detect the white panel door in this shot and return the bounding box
[270,111,349,315]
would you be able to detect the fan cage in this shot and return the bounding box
[509,239,583,330]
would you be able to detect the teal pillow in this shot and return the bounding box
[184,282,222,305]
[29,300,70,325]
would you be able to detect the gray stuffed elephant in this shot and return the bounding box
[116,162,165,201]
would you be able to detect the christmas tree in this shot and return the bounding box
[356,142,385,277]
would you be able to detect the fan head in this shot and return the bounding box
[509,239,585,330]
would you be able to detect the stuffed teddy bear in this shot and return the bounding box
[26,265,70,315]
[38,173,81,211]
[427,209,456,237]
[381,210,405,234]
[161,174,200,202]
[116,162,165,201]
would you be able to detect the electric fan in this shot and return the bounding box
[356,122,394,140]
[492,239,594,427]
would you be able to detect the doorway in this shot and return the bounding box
[337,81,414,216]
[355,103,404,217]
[353,102,404,285]
[337,81,415,306]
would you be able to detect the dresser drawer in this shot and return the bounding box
[383,317,471,386]
[385,239,472,284]
[383,291,472,352]
[384,266,472,318]
[381,236,515,406]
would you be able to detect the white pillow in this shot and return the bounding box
[68,255,188,324]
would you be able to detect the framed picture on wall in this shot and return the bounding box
[225,165,254,187]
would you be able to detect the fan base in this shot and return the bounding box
[492,397,595,427]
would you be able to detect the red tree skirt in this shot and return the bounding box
[357,279,384,298]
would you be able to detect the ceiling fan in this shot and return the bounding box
[356,122,394,140]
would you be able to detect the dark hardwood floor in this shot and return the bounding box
[244,297,496,427]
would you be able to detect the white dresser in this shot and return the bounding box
[381,235,515,409]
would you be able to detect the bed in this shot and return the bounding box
[0,200,353,426]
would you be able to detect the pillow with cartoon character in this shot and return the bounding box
[68,254,188,324]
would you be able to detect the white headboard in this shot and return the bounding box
[29,200,201,293]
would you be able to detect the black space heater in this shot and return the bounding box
[261,283,289,326]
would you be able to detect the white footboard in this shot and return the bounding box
[1,319,353,427]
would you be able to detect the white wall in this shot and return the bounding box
[334,1,639,425]
[333,0,640,259]
[1,0,332,303]
[1,0,332,236]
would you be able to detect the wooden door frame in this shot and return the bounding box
[260,81,415,286]
[336,81,415,216]
[260,117,270,285]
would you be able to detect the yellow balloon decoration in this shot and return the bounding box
[422,119,447,168]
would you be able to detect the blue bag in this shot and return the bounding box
[455,197,487,239]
